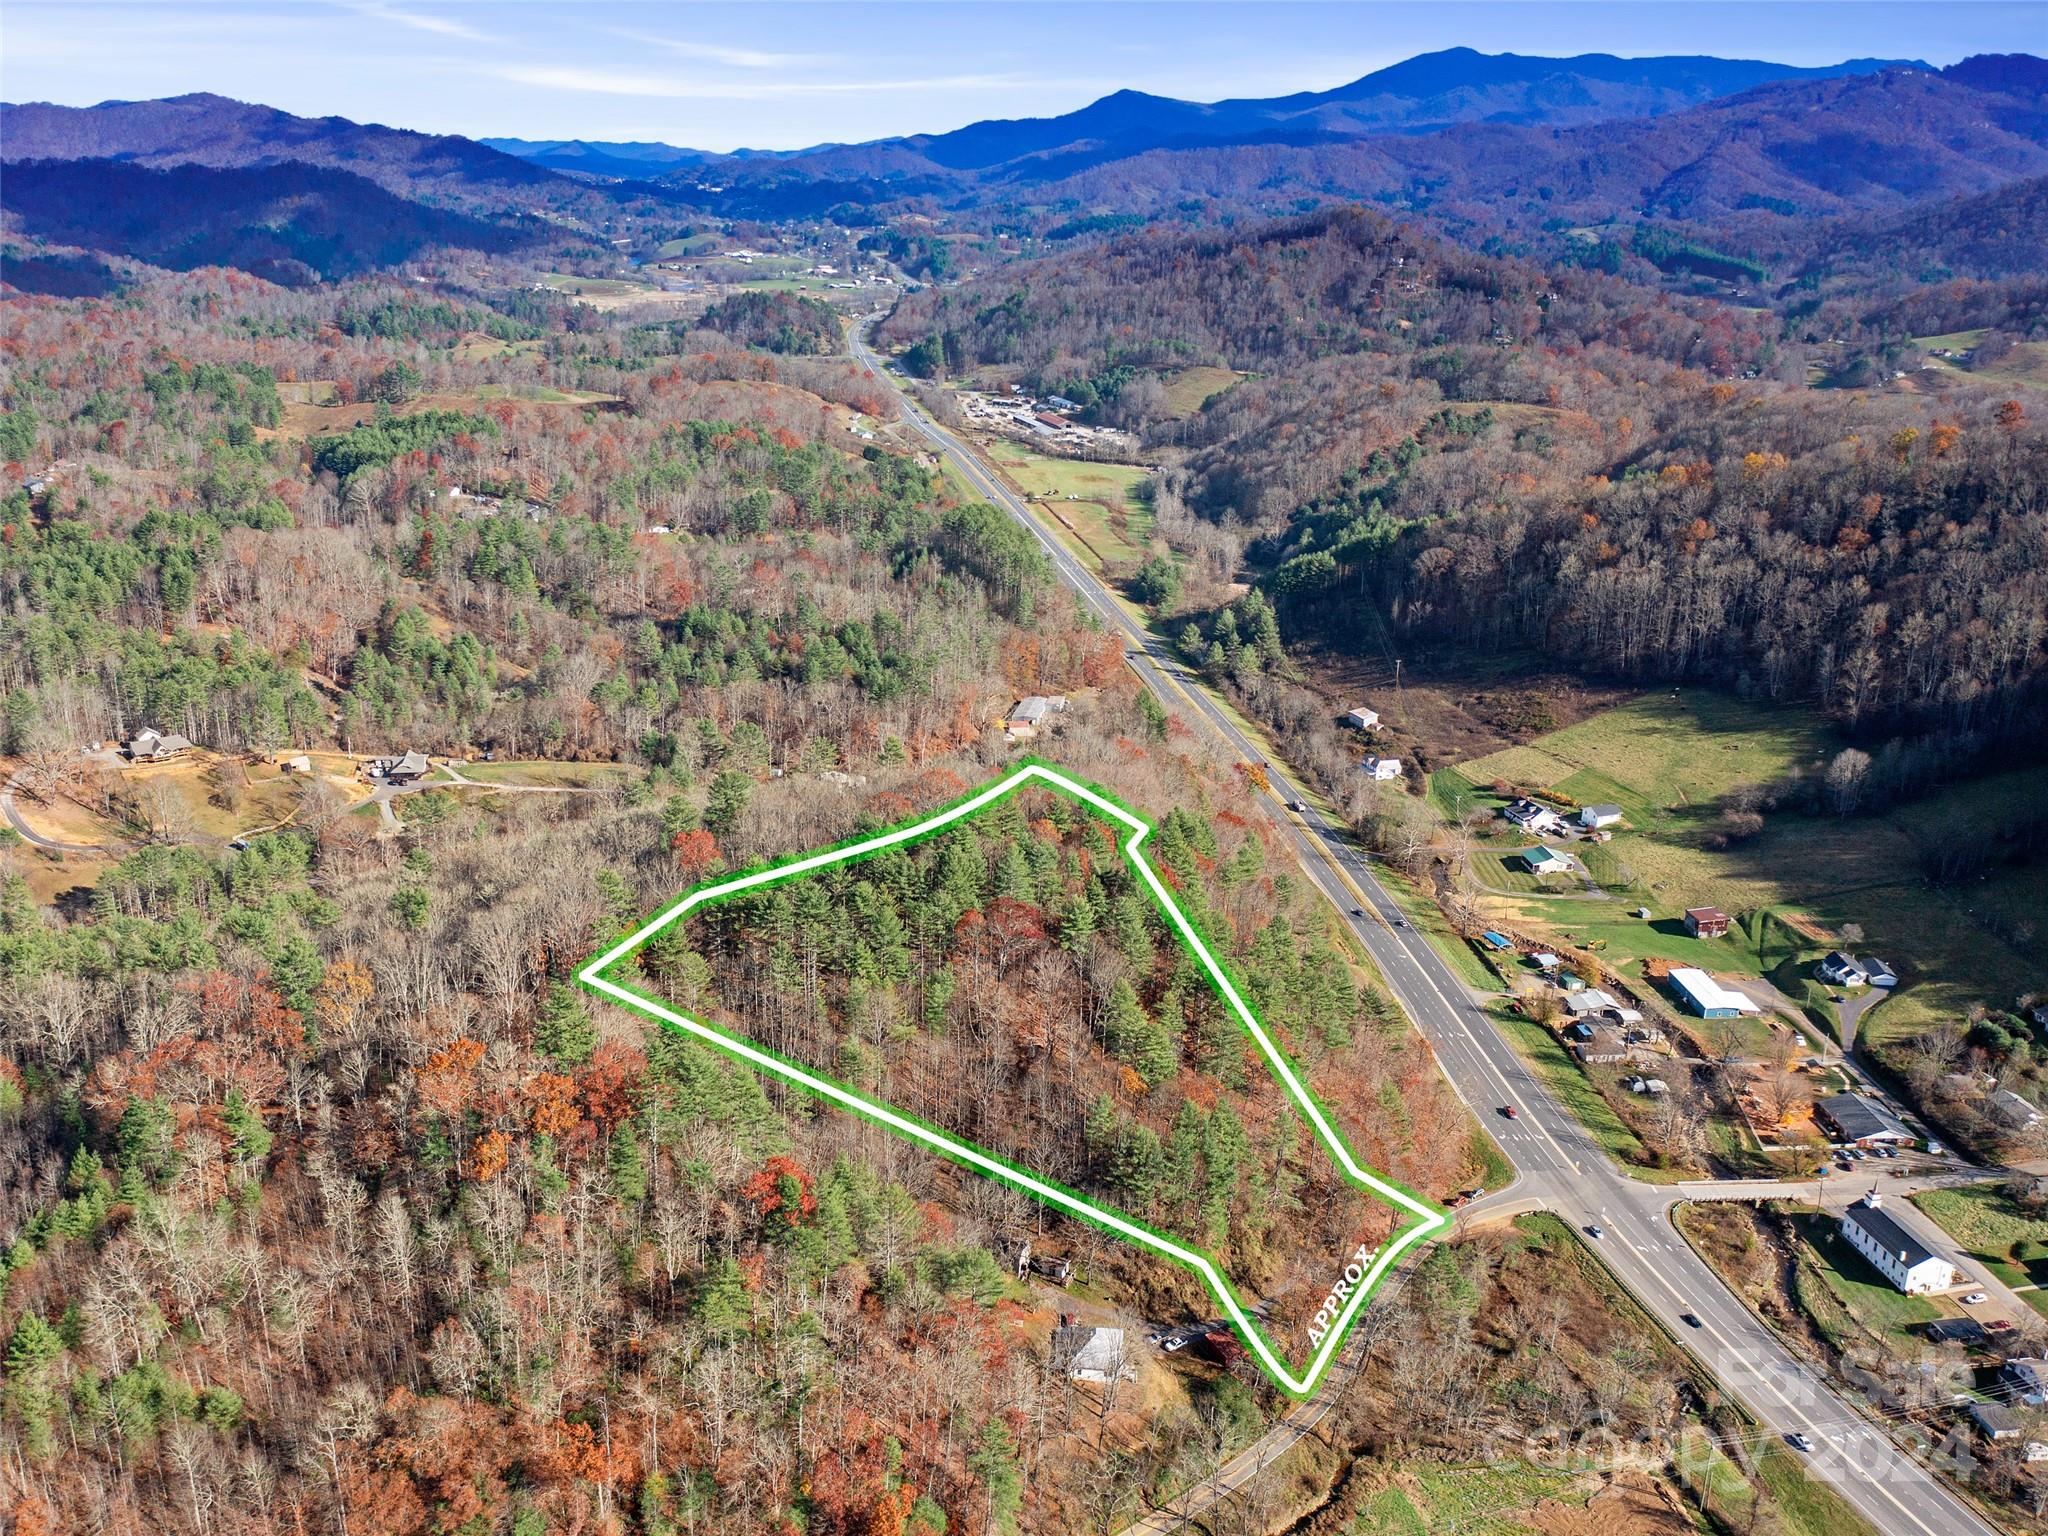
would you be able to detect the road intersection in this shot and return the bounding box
[851,321,2005,1536]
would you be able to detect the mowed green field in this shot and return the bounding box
[1158,365,1245,417]
[1912,328,2048,390]
[1437,690,2044,1039]
[983,441,1157,567]
[1913,1187,2048,1310]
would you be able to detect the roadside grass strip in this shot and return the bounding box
[579,760,1446,1397]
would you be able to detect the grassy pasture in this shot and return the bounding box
[1913,1186,2048,1309]
[1445,691,2043,1041]
[1158,365,1245,417]
[983,441,1156,568]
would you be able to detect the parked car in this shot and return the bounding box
[1963,1292,1989,1305]
[1990,1319,2017,1333]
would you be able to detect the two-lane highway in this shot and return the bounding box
[851,321,2001,1536]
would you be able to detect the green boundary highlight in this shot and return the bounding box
[578,760,1447,1397]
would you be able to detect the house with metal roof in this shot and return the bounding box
[1052,1324,1131,1384]
[1839,1193,1956,1295]
[1667,967,1760,1018]
[1814,1094,1916,1147]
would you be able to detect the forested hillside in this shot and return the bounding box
[879,208,2048,762]
[639,778,1463,1360]
[0,267,1497,1533]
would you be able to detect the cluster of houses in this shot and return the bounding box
[1524,953,1669,1068]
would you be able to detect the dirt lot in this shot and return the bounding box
[1295,643,1639,771]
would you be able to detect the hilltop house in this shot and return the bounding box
[1345,707,1381,731]
[369,750,432,784]
[125,728,193,762]
[1684,907,1731,939]
[1667,968,1759,1018]
[1840,1193,1956,1295]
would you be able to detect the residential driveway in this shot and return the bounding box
[1837,987,1891,1050]
[1,764,126,856]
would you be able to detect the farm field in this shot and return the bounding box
[1435,690,2044,1043]
[983,440,1158,568]
[1913,328,2048,391]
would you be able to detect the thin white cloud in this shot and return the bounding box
[604,28,818,70]
[494,63,1039,101]
[348,3,493,44]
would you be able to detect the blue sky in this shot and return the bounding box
[6,1,2043,152]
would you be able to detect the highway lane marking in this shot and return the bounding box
[1602,1209,1967,1536]
[863,342,1989,1536]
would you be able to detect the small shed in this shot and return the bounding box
[1345,707,1380,731]
[1684,907,1731,939]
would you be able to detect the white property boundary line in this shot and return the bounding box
[579,761,1448,1396]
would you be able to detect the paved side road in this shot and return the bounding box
[851,325,2003,1536]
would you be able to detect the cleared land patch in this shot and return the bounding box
[1441,690,2042,1040]
[583,763,1442,1395]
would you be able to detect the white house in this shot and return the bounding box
[1839,1194,1956,1295]
[1345,707,1381,731]
[1051,1324,1131,1384]
[1362,755,1403,781]
[1817,951,1870,987]
[1578,804,1624,830]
